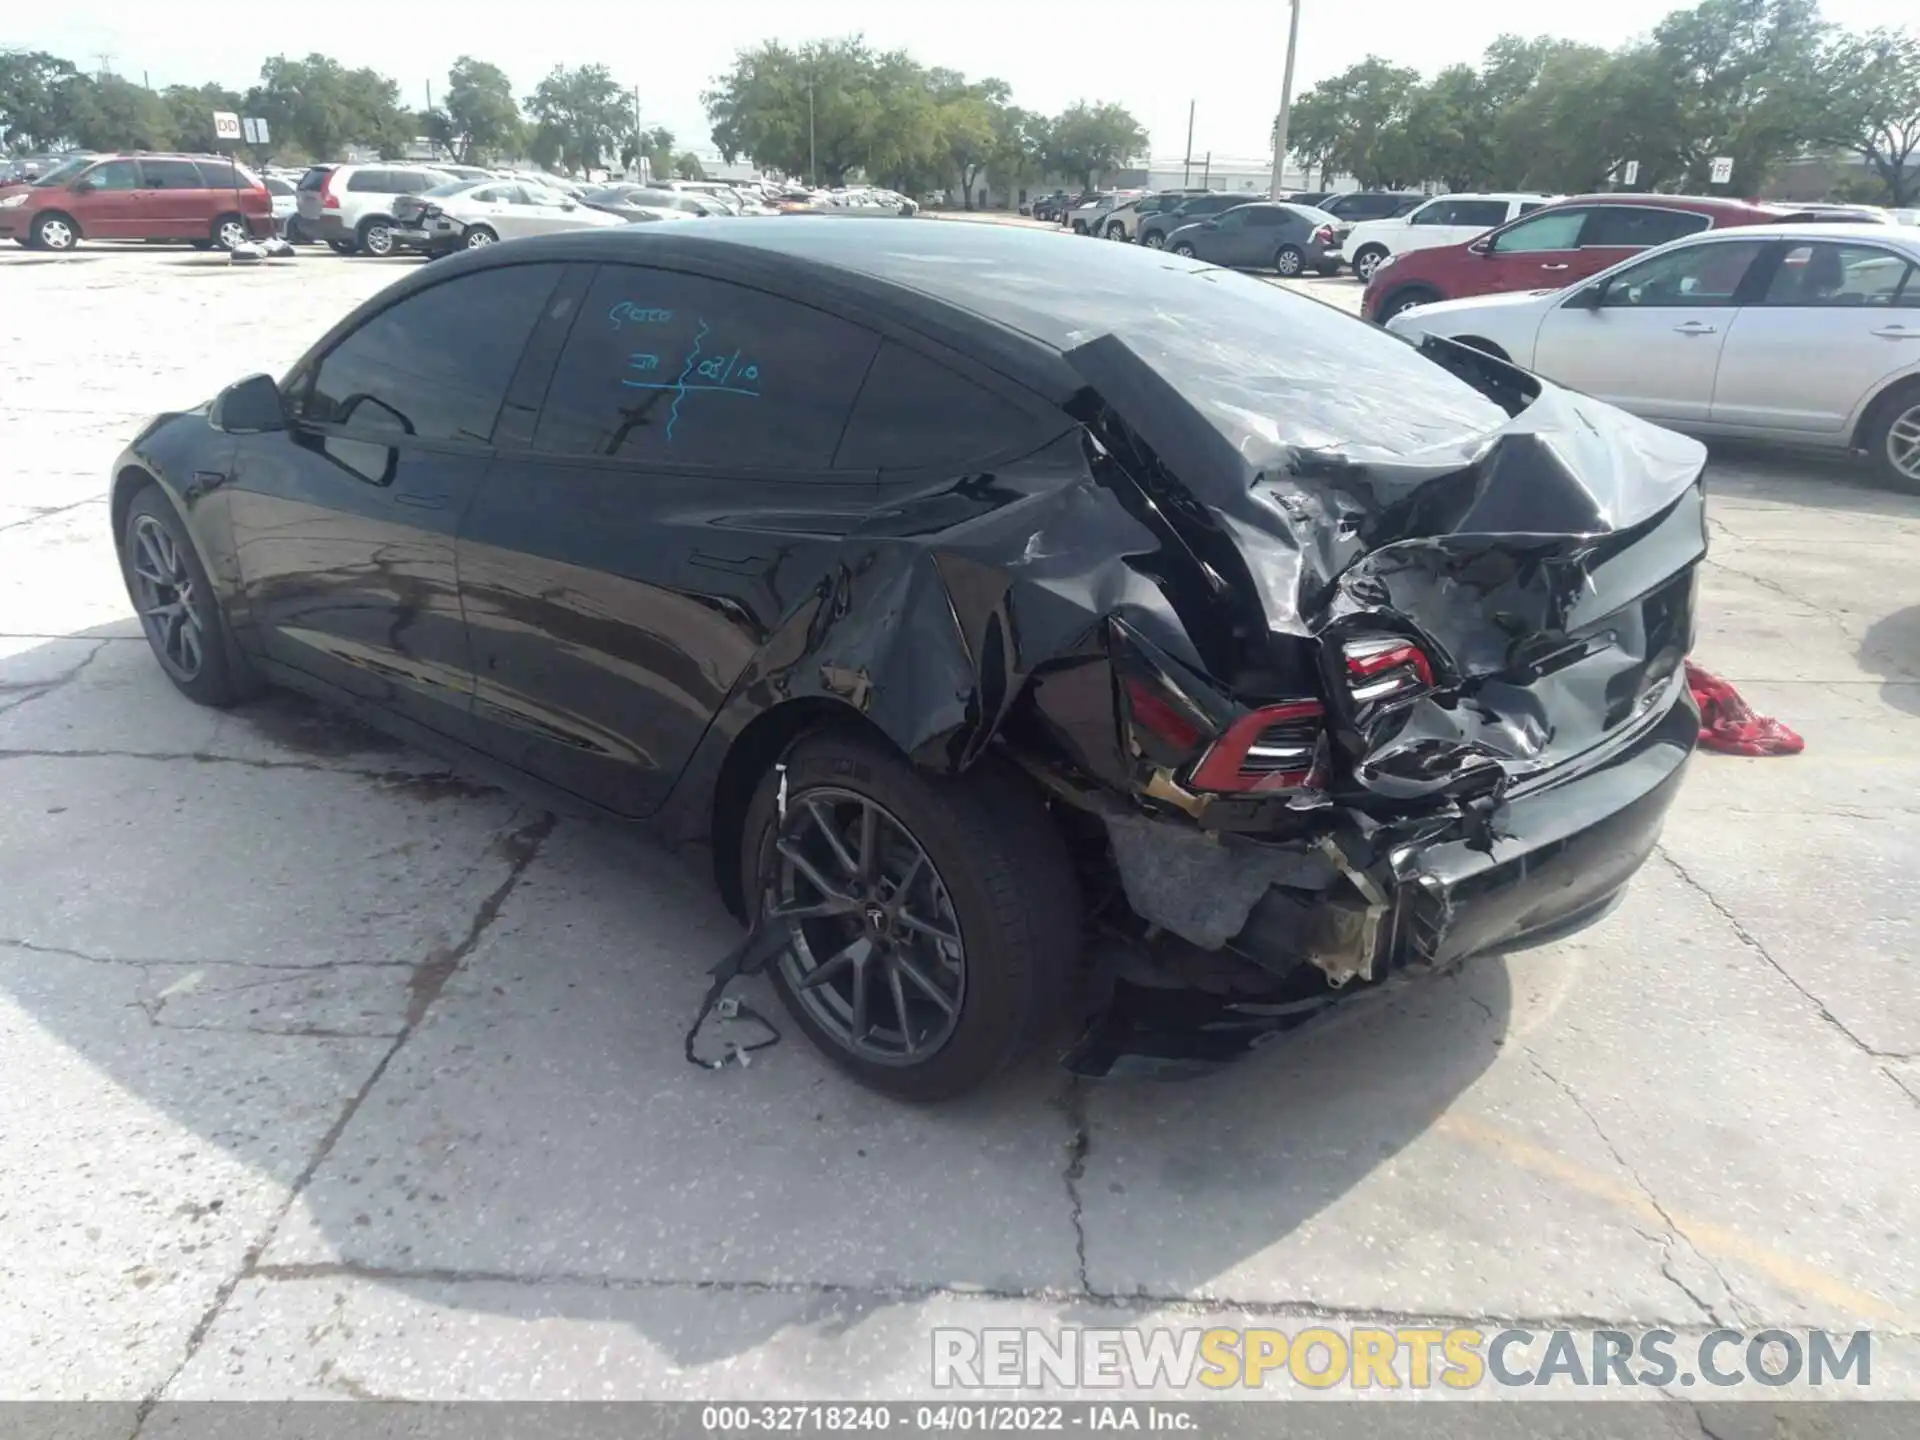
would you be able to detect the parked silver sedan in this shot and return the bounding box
[392,179,626,256]
[1386,222,1920,489]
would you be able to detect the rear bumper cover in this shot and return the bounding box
[1066,684,1695,1078]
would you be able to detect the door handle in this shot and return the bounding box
[1673,322,1718,336]
[1540,263,1570,271]
[1871,325,1920,340]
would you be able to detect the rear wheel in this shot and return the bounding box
[741,734,1080,1101]
[326,238,356,255]
[1142,231,1166,250]
[212,213,250,251]
[463,224,498,249]
[1172,241,1197,257]
[356,218,396,257]
[1376,284,1440,321]
[1863,379,1920,494]
[1351,244,1390,283]
[1105,222,1128,241]
[1273,244,1305,276]
[31,212,77,252]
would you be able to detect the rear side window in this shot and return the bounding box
[529,263,879,471]
[140,159,204,189]
[1760,243,1915,308]
[297,168,332,192]
[836,342,1054,472]
[265,177,294,197]
[346,169,390,193]
[392,171,440,195]
[1581,206,1712,248]
[196,161,241,188]
[1448,200,1511,228]
[303,264,564,445]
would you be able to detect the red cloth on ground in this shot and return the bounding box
[1685,661,1805,757]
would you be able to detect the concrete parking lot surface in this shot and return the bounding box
[3,239,1919,1413]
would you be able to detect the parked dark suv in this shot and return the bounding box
[0,153,274,251]
[1137,192,1263,249]
[1319,191,1426,223]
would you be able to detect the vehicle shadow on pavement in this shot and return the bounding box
[1861,605,1920,717]
[1702,439,1916,515]
[0,622,1510,1374]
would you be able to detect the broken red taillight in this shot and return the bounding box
[1343,636,1434,706]
[1188,699,1327,794]
[1123,674,1204,753]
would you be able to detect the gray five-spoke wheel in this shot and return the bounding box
[37,217,75,251]
[767,787,966,1066]
[217,218,250,250]
[129,514,205,680]
[1889,403,1920,483]
[363,223,394,257]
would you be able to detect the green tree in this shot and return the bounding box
[621,124,675,179]
[0,50,81,151]
[928,69,1008,207]
[441,56,522,163]
[704,37,942,187]
[673,152,706,180]
[161,82,245,154]
[1817,27,1920,205]
[526,63,632,173]
[1043,101,1148,188]
[1285,88,1344,187]
[1308,58,1423,187]
[1403,64,1495,190]
[249,54,408,161]
[66,75,173,152]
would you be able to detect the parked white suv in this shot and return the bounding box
[1339,193,1556,283]
[296,163,455,257]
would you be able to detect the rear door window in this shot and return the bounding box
[836,342,1058,472]
[1759,243,1914,308]
[346,169,392,193]
[528,264,879,472]
[139,159,204,189]
[1580,206,1712,248]
[1448,200,1512,228]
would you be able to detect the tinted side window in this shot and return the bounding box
[297,168,332,192]
[1450,200,1511,228]
[140,159,204,189]
[1581,207,1712,247]
[837,342,1052,472]
[1760,243,1914,307]
[195,161,240,188]
[1407,201,1453,226]
[1245,208,1285,229]
[392,171,439,195]
[346,169,390,193]
[530,264,880,471]
[305,264,563,445]
[81,160,140,191]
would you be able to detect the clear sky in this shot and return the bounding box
[8,0,1913,162]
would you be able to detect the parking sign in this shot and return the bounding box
[213,111,241,141]
[1710,156,1734,184]
[242,117,270,146]
[1621,161,1640,186]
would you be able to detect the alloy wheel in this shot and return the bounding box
[464,228,495,248]
[128,514,205,681]
[1173,242,1196,257]
[363,224,393,257]
[765,787,966,1066]
[1143,232,1165,249]
[1890,403,1920,483]
[1275,247,1303,276]
[1355,251,1380,281]
[217,219,250,250]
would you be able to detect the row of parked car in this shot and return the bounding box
[2,150,920,257]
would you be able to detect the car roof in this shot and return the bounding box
[1542,192,1783,216]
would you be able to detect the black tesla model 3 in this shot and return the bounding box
[110,218,1705,1098]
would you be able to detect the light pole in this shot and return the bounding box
[808,78,818,187]
[1268,0,1301,199]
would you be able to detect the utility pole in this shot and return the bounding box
[633,86,643,179]
[808,78,818,188]
[1268,0,1301,199]
[1183,100,1195,187]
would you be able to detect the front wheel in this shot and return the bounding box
[326,238,356,256]
[463,224,498,249]
[1105,222,1128,241]
[31,212,77,251]
[1142,231,1166,250]
[1865,379,1920,494]
[120,487,253,707]
[1172,241,1197,257]
[1351,245,1389,283]
[741,734,1080,1101]
[1273,244,1305,276]
[1375,285,1440,322]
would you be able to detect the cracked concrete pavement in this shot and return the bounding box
[3,242,1918,1412]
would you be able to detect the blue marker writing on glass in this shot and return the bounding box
[608,302,673,330]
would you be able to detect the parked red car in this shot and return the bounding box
[1360,193,1793,323]
[0,152,274,252]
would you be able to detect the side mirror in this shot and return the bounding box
[1200,218,1219,229]
[1468,238,1491,256]
[1564,284,1606,311]
[74,178,97,195]
[210,374,286,434]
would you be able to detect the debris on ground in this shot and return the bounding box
[1687,661,1805,756]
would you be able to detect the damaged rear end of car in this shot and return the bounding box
[990,323,1707,1076]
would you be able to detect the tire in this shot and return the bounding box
[211,213,251,251]
[31,212,78,252]
[1351,245,1390,283]
[1172,241,1197,257]
[1862,378,1920,494]
[326,238,356,255]
[1375,285,1440,322]
[1315,263,1340,276]
[1142,231,1166,250]
[1071,221,1088,235]
[1105,222,1127,241]
[356,217,396,257]
[1273,244,1306,277]
[462,224,498,249]
[119,486,254,708]
[740,733,1080,1102]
